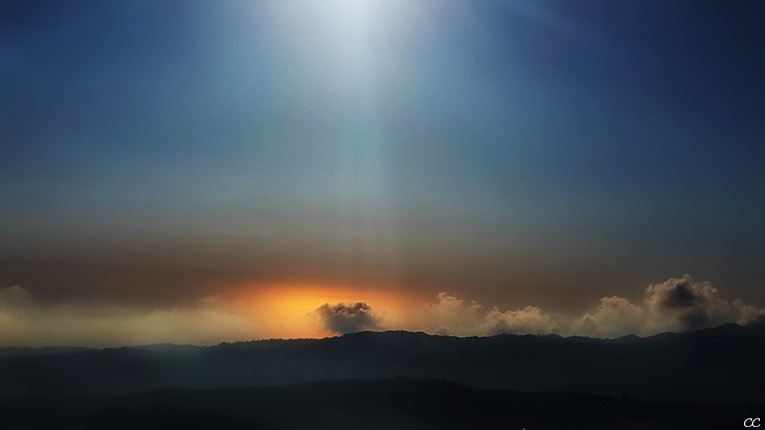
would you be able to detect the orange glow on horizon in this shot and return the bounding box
[229,283,422,339]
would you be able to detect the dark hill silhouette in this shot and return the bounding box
[0,379,759,430]
[1,324,764,403]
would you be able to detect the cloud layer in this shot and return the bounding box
[1,274,763,345]
[415,293,557,336]
[0,285,253,347]
[418,274,765,337]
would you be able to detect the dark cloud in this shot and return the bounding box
[643,274,719,332]
[570,275,765,337]
[419,275,765,338]
[316,302,379,334]
[642,274,764,332]
[661,282,701,309]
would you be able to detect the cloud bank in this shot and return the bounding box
[419,274,765,337]
[0,285,253,347]
[416,292,557,336]
[1,274,763,345]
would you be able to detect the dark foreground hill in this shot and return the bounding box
[1,324,764,403]
[1,379,760,430]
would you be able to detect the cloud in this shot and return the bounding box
[422,293,485,336]
[573,274,765,337]
[484,306,557,335]
[643,274,765,333]
[419,293,556,336]
[573,296,644,338]
[416,275,765,338]
[2,274,763,345]
[315,302,380,334]
[0,285,253,347]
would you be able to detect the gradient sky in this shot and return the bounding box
[1,0,764,344]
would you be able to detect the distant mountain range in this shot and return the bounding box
[1,323,764,404]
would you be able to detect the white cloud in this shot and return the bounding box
[483,306,557,335]
[574,296,643,338]
[574,274,765,337]
[417,293,557,336]
[414,275,764,338]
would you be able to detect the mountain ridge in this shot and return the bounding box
[1,323,763,403]
[1,322,752,354]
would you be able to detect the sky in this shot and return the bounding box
[1,0,764,345]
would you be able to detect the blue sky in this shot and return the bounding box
[1,0,764,310]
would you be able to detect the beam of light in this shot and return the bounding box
[258,0,426,279]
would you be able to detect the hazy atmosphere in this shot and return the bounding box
[2,0,764,346]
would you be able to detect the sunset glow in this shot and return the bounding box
[2,2,763,427]
[2,0,764,346]
[234,284,420,338]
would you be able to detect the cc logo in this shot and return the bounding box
[744,418,761,428]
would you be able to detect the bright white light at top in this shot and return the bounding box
[253,0,426,271]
